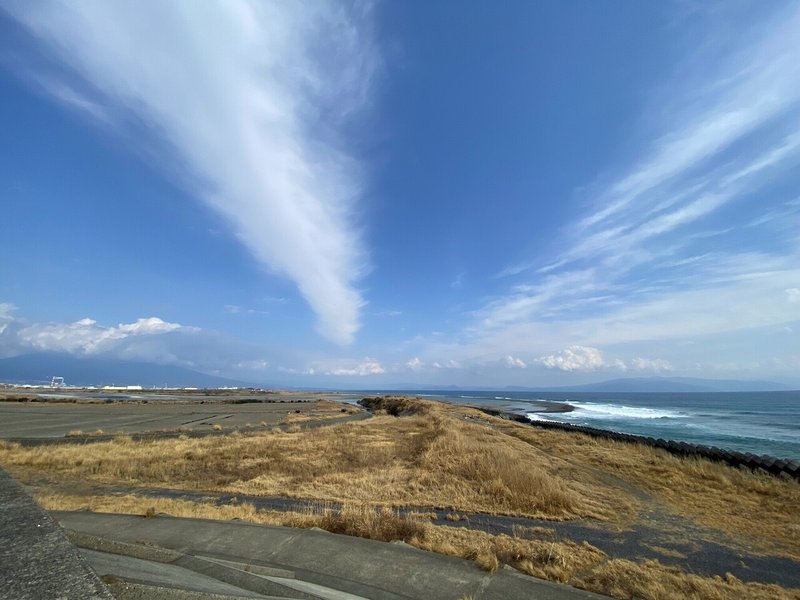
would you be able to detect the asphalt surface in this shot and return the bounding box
[55,511,609,600]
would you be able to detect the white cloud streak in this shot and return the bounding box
[578,6,800,234]
[5,1,377,345]
[326,357,385,376]
[461,5,800,370]
[503,355,526,369]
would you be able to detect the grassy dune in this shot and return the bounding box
[0,407,611,519]
[2,395,799,600]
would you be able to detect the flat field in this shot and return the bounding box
[0,389,360,439]
[1,394,798,600]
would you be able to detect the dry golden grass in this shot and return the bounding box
[281,400,360,424]
[575,558,800,600]
[0,405,608,520]
[66,429,106,437]
[36,491,602,583]
[490,417,800,556]
[3,395,798,554]
[2,393,798,600]
[417,521,606,582]
[37,491,800,600]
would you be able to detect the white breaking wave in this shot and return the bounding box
[560,402,687,420]
[526,412,557,422]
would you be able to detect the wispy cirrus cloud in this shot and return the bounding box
[503,355,526,369]
[382,4,800,383]
[467,5,800,367]
[575,5,800,236]
[4,1,378,345]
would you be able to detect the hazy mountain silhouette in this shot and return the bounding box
[0,353,253,388]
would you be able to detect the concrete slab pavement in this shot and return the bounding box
[54,511,609,600]
[0,470,113,600]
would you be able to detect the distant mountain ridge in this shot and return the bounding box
[0,353,252,388]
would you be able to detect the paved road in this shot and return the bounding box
[55,511,608,600]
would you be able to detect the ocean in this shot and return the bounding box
[393,390,800,460]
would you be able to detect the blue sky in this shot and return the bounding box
[1,1,799,387]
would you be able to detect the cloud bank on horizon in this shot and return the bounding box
[4,0,375,345]
[1,2,799,385]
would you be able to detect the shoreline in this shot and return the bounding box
[474,402,800,480]
[422,391,800,463]
[525,399,576,413]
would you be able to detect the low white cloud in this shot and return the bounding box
[278,366,316,376]
[406,357,424,371]
[400,356,463,372]
[7,1,378,345]
[19,317,189,355]
[629,357,673,372]
[432,360,462,369]
[537,346,605,372]
[0,306,277,374]
[0,303,16,337]
[326,357,385,377]
[536,346,672,373]
[503,355,526,368]
[234,359,269,371]
[787,288,800,303]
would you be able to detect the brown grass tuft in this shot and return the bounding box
[308,504,427,543]
[491,419,800,555]
[575,558,800,600]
